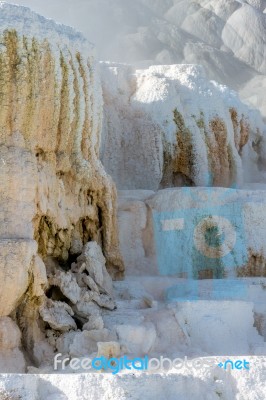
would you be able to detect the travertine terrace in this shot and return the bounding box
[0,2,123,372]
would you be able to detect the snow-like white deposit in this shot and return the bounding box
[101,63,266,190]
[10,0,266,117]
[222,3,266,73]
[0,275,266,399]
[1,357,265,400]
[0,2,92,56]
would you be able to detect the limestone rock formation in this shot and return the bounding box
[0,317,26,373]
[101,63,266,191]
[0,2,123,372]
[0,1,266,381]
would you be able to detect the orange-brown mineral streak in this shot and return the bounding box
[0,30,124,278]
[209,117,232,187]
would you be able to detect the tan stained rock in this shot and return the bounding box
[0,4,123,370]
